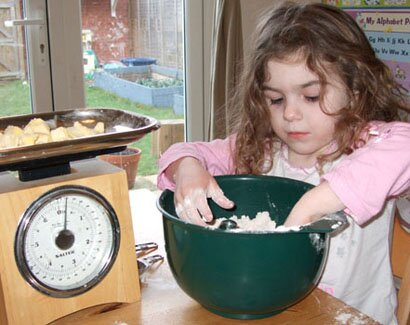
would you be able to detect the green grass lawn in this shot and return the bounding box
[0,80,184,176]
[0,80,32,116]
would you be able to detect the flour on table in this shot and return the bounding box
[209,211,300,233]
[334,307,369,325]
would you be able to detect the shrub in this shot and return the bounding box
[136,77,183,88]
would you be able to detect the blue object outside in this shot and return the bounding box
[121,57,157,66]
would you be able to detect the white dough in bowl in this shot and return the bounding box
[209,211,300,233]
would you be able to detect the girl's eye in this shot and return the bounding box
[305,95,320,102]
[270,98,283,105]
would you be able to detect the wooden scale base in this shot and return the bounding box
[0,159,140,324]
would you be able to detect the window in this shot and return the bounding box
[0,0,213,176]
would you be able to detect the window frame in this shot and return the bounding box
[23,0,53,113]
[183,0,214,141]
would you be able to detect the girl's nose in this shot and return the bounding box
[283,103,302,121]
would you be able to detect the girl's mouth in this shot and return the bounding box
[288,132,309,139]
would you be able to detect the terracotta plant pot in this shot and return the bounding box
[99,147,142,189]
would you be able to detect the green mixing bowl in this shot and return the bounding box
[157,175,332,320]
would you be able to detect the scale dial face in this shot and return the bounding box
[15,185,120,298]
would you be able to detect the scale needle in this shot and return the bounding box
[64,197,68,230]
[56,197,75,250]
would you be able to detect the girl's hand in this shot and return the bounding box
[284,181,345,227]
[168,157,235,225]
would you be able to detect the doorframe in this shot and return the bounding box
[47,0,85,111]
[184,0,214,141]
[18,0,85,113]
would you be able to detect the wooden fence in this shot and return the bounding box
[0,0,25,80]
[130,0,184,70]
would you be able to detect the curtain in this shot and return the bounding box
[209,0,243,140]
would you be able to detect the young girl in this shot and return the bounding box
[157,2,409,324]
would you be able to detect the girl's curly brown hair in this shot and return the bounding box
[231,2,408,175]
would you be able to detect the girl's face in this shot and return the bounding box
[263,58,348,168]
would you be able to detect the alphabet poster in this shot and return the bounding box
[324,1,410,118]
[348,9,409,90]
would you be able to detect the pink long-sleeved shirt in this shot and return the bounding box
[158,121,410,226]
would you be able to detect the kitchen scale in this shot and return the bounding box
[0,108,160,324]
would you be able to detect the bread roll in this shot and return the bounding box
[19,133,38,146]
[4,125,23,136]
[51,127,71,142]
[94,122,104,134]
[67,121,95,138]
[24,118,50,135]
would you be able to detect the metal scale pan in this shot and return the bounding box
[0,108,160,181]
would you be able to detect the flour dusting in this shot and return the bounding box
[334,306,369,325]
[309,233,326,252]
